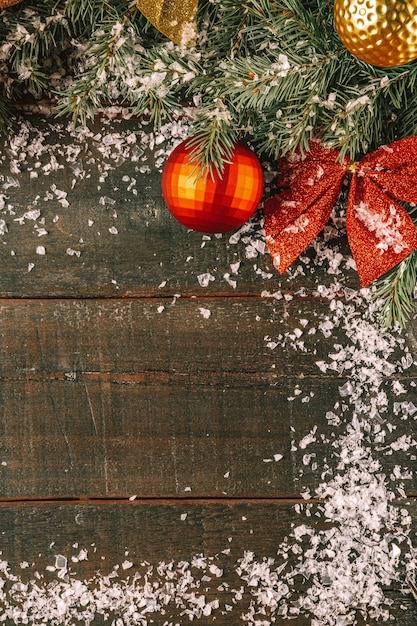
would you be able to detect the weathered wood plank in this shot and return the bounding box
[0,377,317,498]
[0,501,415,625]
[0,297,414,499]
[0,297,413,379]
[0,117,357,298]
[0,377,415,498]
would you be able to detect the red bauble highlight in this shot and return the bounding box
[161,139,264,233]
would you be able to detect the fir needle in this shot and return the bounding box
[405,576,417,603]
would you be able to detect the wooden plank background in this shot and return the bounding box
[0,116,415,624]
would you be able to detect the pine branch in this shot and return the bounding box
[55,3,140,124]
[375,251,417,328]
[184,113,239,179]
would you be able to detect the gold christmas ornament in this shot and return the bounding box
[137,0,198,46]
[0,0,23,7]
[334,0,417,67]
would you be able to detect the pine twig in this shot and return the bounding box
[184,118,239,180]
[375,251,417,328]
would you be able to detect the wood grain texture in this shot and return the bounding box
[0,377,339,498]
[0,295,414,499]
[0,297,412,379]
[0,375,414,499]
[0,297,317,376]
[0,501,415,625]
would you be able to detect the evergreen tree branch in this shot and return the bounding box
[375,251,417,328]
[55,3,140,124]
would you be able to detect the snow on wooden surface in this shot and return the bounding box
[0,115,415,625]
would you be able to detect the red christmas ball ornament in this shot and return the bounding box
[161,139,264,233]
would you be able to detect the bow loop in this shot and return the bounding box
[264,142,348,275]
[264,138,417,287]
[356,137,417,205]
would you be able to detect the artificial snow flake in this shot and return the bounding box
[345,95,371,113]
[197,273,215,287]
[223,273,237,288]
[299,426,317,449]
[354,201,406,254]
[66,248,81,257]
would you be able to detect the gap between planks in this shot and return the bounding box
[0,291,352,302]
[0,495,414,505]
[0,371,415,383]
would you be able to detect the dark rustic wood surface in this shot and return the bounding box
[0,116,415,624]
[0,501,416,625]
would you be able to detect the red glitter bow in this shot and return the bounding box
[264,137,417,286]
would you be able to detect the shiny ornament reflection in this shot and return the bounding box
[136,0,198,45]
[161,140,264,234]
[334,0,417,67]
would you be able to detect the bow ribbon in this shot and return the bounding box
[264,137,417,287]
[0,0,23,7]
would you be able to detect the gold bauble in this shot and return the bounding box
[334,0,417,67]
[137,0,198,46]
